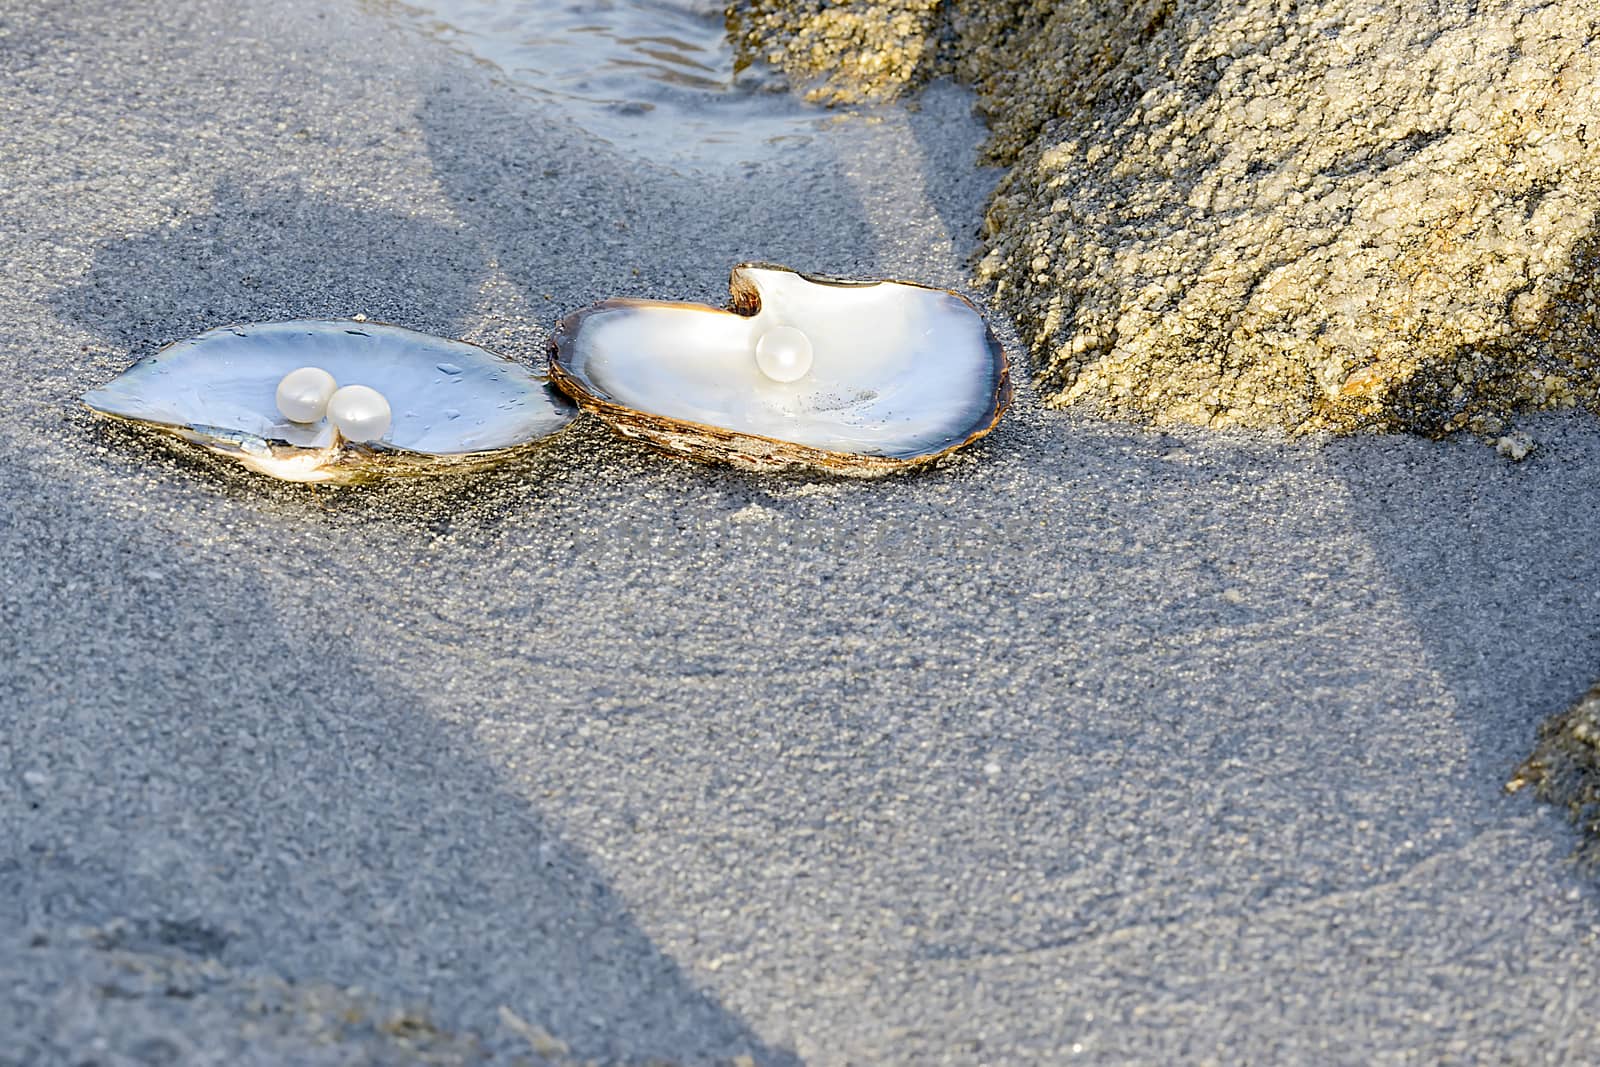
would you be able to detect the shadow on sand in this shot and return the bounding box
[43,167,804,1062]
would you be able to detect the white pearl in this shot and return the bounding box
[275,366,337,424]
[326,384,392,443]
[754,325,814,383]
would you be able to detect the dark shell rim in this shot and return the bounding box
[548,263,1012,472]
[81,318,577,461]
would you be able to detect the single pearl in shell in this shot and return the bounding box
[275,366,337,424]
[754,325,814,383]
[326,384,392,442]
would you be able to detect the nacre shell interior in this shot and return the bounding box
[83,320,574,455]
[559,268,1004,459]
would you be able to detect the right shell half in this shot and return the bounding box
[549,264,1010,475]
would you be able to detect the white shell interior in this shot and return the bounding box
[562,267,1003,458]
[84,321,574,455]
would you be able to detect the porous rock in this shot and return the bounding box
[728,0,945,106]
[732,0,1600,433]
[1511,683,1600,852]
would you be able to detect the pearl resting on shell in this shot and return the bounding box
[549,264,1010,475]
[754,325,814,383]
[327,384,392,443]
[83,321,577,483]
[275,366,338,424]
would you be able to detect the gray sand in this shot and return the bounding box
[5,2,1600,1063]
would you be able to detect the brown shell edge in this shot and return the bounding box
[86,406,577,485]
[548,264,1012,477]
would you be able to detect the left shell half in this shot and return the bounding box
[82,320,578,484]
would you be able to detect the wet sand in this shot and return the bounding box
[5,2,1600,1062]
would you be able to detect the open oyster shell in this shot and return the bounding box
[82,320,576,484]
[549,264,1010,475]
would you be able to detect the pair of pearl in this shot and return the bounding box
[275,367,392,442]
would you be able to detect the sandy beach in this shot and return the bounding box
[5,2,1600,1062]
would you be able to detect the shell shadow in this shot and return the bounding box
[51,177,493,353]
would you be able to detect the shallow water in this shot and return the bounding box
[375,0,827,169]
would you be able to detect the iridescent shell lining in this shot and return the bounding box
[549,264,1010,475]
[82,320,576,484]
